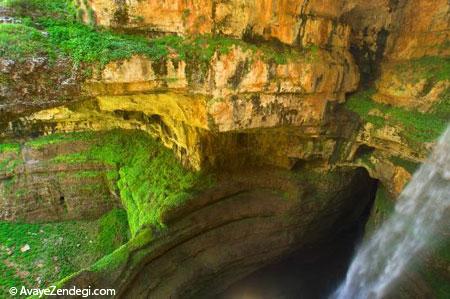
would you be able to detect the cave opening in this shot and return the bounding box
[354,144,376,160]
[219,168,379,299]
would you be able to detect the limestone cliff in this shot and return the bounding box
[0,0,448,298]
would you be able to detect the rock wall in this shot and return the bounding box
[80,0,350,49]
[0,0,449,297]
[0,140,119,221]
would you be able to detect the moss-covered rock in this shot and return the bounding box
[0,208,129,297]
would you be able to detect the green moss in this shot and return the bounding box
[0,208,129,296]
[0,151,21,174]
[395,56,450,83]
[86,130,213,235]
[51,152,89,163]
[365,185,395,233]
[389,156,419,174]
[345,89,447,143]
[0,142,20,154]
[90,228,152,273]
[72,170,103,178]
[25,132,93,149]
[420,267,450,299]
[96,209,130,255]
[431,87,450,120]
[28,130,212,236]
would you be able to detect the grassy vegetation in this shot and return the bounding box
[346,55,449,144]
[1,0,313,70]
[345,89,448,143]
[0,208,129,296]
[1,0,76,20]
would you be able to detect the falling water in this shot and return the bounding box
[332,126,450,299]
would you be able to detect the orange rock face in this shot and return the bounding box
[81,0,213,34]
[385,0,450,60]
[82,44,359,132]
[80,0,351,49]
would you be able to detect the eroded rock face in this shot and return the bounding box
[0,139,119,222]
[63,167,377,298]
[0,57,84,125]
[1,94,364,172]
[384,0,449,60]
[373,58,449,111]
[80,0,350,49]
[84,45,359,125]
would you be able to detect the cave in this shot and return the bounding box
[103,167,380,298]
[219,169,379,299]
[354,144,376,160]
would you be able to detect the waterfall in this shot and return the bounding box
[332,126,450,299]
